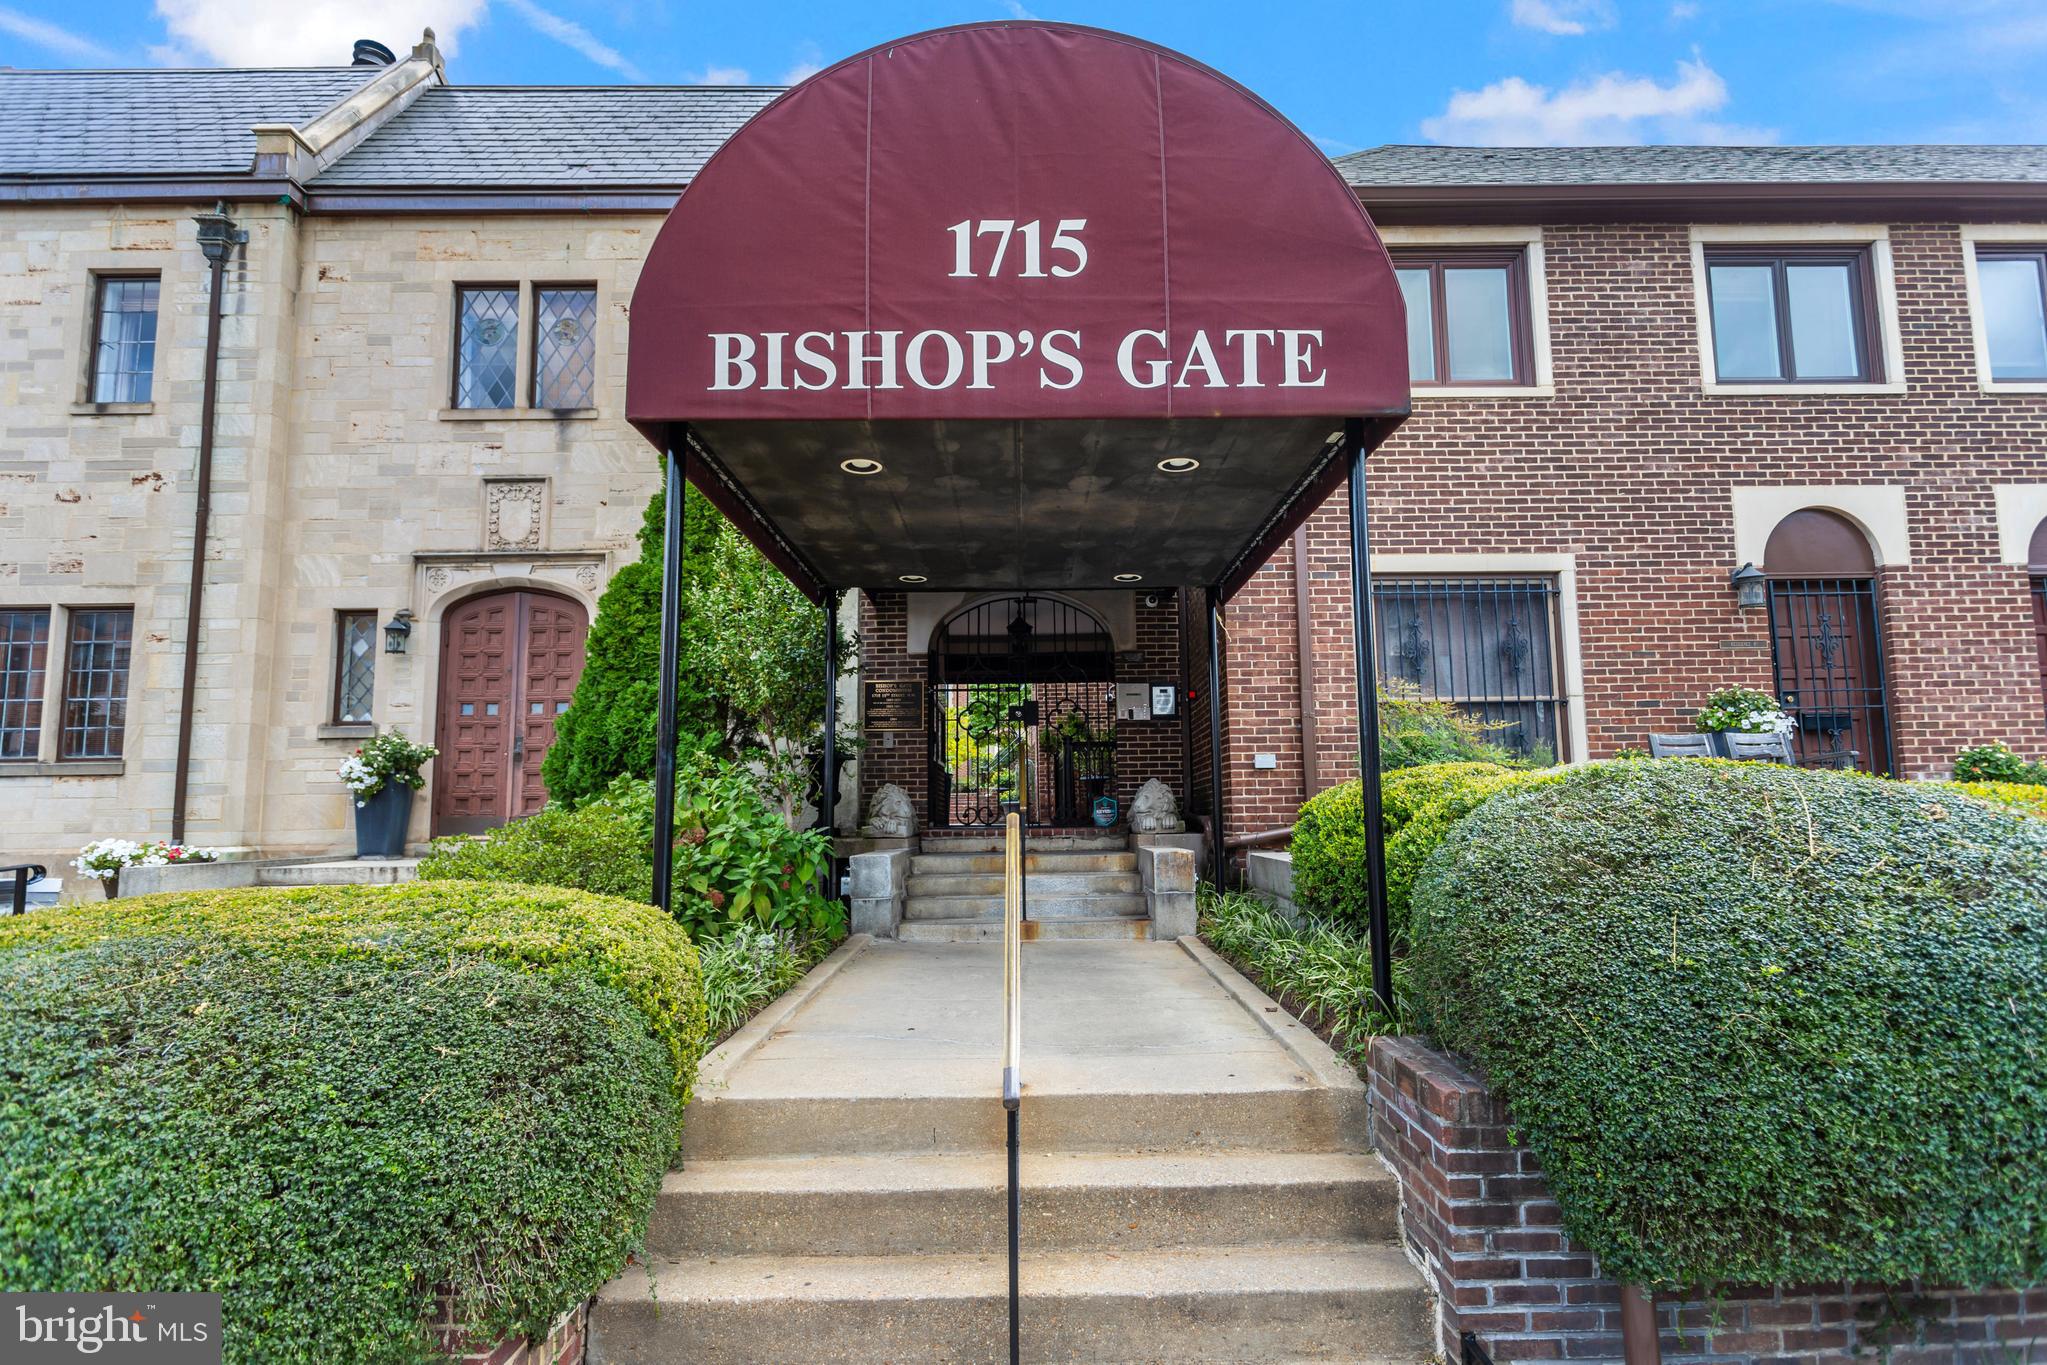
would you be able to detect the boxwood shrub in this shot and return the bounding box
[1938,778,2047,819]
[1411,760,2047,1288]
[0,882,707,1364]
[1291,762,1511,923]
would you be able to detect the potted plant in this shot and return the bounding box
[338,732,439,858]
[1693,685,1797,756]
[72,838,220,899]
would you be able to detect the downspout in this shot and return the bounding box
[170,205,245,844]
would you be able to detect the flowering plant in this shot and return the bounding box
[1694,686,1797,736]
[72,838,221,881]
[338,731,439,807]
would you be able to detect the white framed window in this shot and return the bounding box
[1962,226,2047,394]
[1688,225,1907,396]
[1377,226,1555,399]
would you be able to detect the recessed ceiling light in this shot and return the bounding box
[840,457,884,476]
[898,574,928,584]
[1113,573,1143,583]
[1157,457,1200,474]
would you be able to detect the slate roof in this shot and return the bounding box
[0,68,378,178]
[1337,144,2047,187]
[308,85,784,186]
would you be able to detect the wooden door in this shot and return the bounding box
[434,590,589,835]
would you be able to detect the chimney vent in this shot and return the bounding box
[352,38,397,67]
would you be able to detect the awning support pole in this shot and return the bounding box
[1206,586,1226,889]
[1345,418,1394,1014]
[651,437,689,916]
[820,587,840,872]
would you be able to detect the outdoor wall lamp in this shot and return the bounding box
[383,609,415,653]
[192,204,247,264]
[1730,562,1768,610]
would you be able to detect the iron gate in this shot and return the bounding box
[1766,576,1893,774]
[929,597,1117,827]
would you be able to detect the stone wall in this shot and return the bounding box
[1367,1036,2047,1364]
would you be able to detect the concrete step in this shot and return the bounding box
[589,1241,1433,1364]
[899,916,1151,943]
[254,858,419,887]
[906,870,1142,898]
[680,1085,1357,1162]
[921,833,1129,854]
[903,893,1147,922]
[651,1150,1400,1256]
[909,852,1136,876]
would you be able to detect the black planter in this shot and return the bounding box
[354,783,415,858]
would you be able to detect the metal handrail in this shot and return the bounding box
[4,864,47,916]
[1001,810,1024,1365]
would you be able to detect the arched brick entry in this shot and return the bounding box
[1762,508,1892,773]
[433,589,588,834]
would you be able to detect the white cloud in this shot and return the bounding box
[779,39,823,84]
[1509,0,1615,36]
[1001,1,1040,18]
[498,0,642,80]
[151,0,485,66]
[693,64,750,83]
[1668,1,1700,19]
[0,4,118,61]
[1420,55,1776,145]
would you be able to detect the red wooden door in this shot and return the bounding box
[434,590,589,835]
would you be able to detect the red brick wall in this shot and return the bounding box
[1114,591,1190,811]
[429,1295,586,1365]
[1217,220,2047,845]
[856,591,930,828]
[1367,1037,2047,1364]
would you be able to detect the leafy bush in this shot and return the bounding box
[1410,760,2047,1288]
[697,924,838,1042]
[1937,779,2047,819]
[1199,887,1411,1061]
[0,882,706,1364]
[1292,762,1510,924]
[1378,682,1535,769]
[419,783,654,900]
[1384,767,1562,936]
[1954,741,2047,786]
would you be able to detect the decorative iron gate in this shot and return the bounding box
[1766,577,1893,774]
[1371,576,1568,763]
[929,597,1116,827]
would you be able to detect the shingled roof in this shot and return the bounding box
[308,85,784,187]
[1337,143,2047,187]
[0,67,379,178]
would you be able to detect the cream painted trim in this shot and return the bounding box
[1378,225,1555,399]
[1993,485,2047,565]
[1368,552,1588,765]
[1959,226,2047,395]
[1729,485,1910,569]
[1688,224,1908,396]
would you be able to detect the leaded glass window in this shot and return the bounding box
[335,611,376,724]
[455,286,519,409]
[91,276,159,403]
[534,287,597,409]
[61,608,131,760]
[0,608,50,760]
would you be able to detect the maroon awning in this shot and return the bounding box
[626,21,1409,599]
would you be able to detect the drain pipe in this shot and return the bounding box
[170,205,245,844]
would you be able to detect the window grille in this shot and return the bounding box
[91,276,160,403]
[0,608,50,760]
[60,608,132,760]
[1372,576,1567,762]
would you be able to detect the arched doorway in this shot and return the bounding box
[928,596,1116,827]
[433,588,589,834]
[1763,508,1892,773]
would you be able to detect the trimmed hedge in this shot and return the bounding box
[1940,779,2047,819]
[1383,767,1561,936]
[1411,760,2047,1288]
[1291,762,1511,924]
[0,882,706,1364]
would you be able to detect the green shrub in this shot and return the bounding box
[1954,741,2047,786]
[419,784,653,900]
[1384,766,1561,937]
[697,924,838,1042]
[1379,683,1535,769]
[1198,887,1411,1061]
[0,882,706,1364]
[1292,762,1511,924]
[1410,760,2047,1288]
[1938,778,2047,818]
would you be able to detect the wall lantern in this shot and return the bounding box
[383,609,415,654]
[1729,562,1768,611]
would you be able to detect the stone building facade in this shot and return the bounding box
[4,44,2046,870]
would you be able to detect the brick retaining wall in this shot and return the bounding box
[428,1295,587,1365]
[1367,1036,2046,1364]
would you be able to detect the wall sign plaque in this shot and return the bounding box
[865,680,926,732]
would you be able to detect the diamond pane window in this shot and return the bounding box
[534,287,597,409]
[92,276,159,403]
[456,287,519,409]
[0,608,50,760]
[335,611,376,723]
[60,608,132,760]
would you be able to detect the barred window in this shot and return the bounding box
[61,608,132,760]
[1373,576,1567,763]
[334,611,377,724]
[533,287,597,409]
[0,608,50,760]
[454,286,519,409]
[91,276,160,403]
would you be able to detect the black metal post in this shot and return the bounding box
[820,587,840,893]
[1007,1104,1021,1365]
[1206,586,1225,889]
[651,438,688,915]
[1346,419,1394,1013]
[4,864,44,916]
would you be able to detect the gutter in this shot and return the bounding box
[1350,178,2047,225]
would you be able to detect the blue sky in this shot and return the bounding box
[3,0,2043,147]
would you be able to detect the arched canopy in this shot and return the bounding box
[1765,508,1878,577]
[627,21,1411,599]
